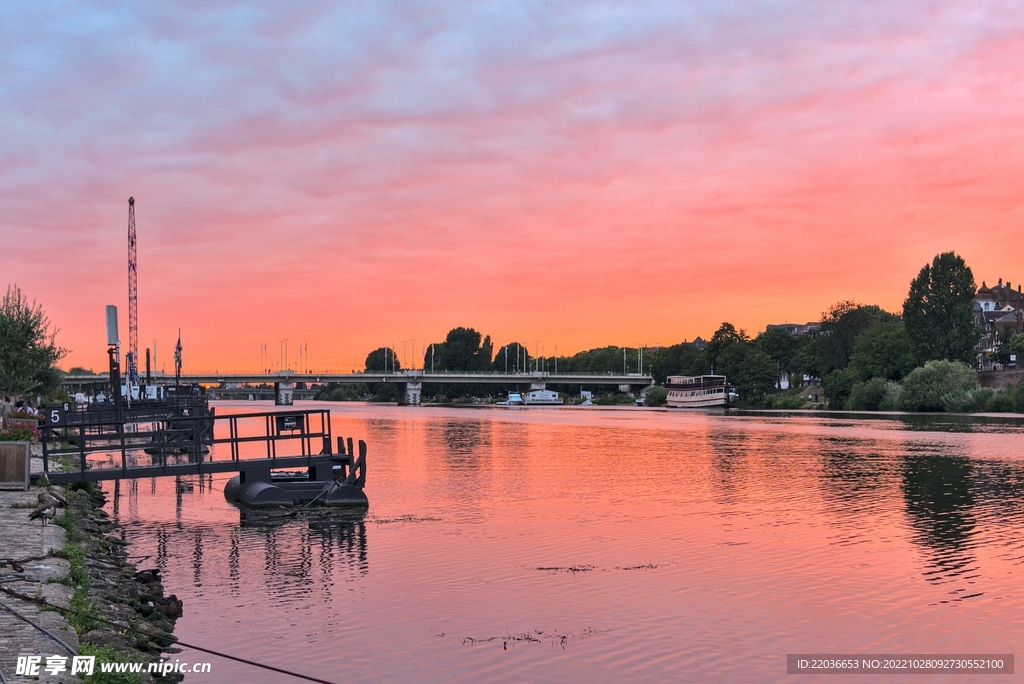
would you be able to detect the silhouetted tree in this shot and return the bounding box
[432,327,492,371]
[492,342,531,373]
[365,347,401,373]
[705,323,750,378]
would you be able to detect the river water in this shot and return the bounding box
[102,402,1024,682]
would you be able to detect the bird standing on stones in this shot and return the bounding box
[37,490,68,509]
[28,502,58,526]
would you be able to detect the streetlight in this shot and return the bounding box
[411,339,416,371]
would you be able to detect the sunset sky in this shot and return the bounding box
[2,1,1022,372]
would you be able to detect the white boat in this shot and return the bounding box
[504,392,525,406]
[524,389,563,405]
[665,375,728,408]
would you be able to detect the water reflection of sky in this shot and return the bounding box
[103,403,1024,682]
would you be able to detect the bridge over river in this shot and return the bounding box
[64,371,655,405]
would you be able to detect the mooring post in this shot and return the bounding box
[119,421,127,475]
[42,423,49,473]
[79,424,86,478]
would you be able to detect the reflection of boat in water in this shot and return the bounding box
[237,506,367,530]
[524,389,563,405]
[665,375,728,408]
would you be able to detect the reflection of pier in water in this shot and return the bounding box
[109,480,368,598]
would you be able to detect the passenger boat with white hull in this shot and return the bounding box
[665,375,728,408]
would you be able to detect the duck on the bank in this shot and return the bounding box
[37,490,68,509]
[28,502,57,526]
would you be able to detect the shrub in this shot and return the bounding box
[985,390,1015,413]
[823,368,858,408]
[770,395,805,409]
[644,386,667,407]
[848,378,888,410]
[1012,381,1024,413]
[0,423,41,441]
[878,381,903,411]
[899,360,977,412]
[961,387,994,412]
[595,393,634,405]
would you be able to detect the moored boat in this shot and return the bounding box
[665,375,728,408]
[524,389,563,405]
[504,392,525,406]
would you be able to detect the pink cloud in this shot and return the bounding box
[2,1,1023,370]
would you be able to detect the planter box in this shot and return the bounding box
[7,417,40,429]
[0,441,31,490]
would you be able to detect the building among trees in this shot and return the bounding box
[974,278,1024,361]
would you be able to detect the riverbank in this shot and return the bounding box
[1,458,183,683]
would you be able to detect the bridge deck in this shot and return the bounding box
[64,371,654,386]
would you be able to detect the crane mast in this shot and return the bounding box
[127,197,138,388]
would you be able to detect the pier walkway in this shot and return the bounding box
[38,405,365,487]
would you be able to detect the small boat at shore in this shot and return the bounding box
[665,375,728,408]
[497,392,525,406]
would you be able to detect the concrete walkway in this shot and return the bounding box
[1,451,79,683]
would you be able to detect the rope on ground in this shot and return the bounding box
[0,598,78,655]
[0,586,335,684]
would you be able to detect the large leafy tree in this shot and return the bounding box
[492,342,531,372]
[848,321,917,381]
[0,285,67,397]
[755,327,812,380]
[430,327,493,371]
[705,323,750,378]
[902,252,981,364]
[647,342,709,384]
[365,347,401,372]
[734,349,779,402]
[813,301,899,376]
[703,325,779,401]
[562,346,630,374]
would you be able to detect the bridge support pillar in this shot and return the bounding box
[516,382,545,395]
[397,381,421,406]
[275,382,295,405]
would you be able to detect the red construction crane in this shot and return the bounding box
[127,197,138,385]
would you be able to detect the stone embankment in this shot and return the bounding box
[1,463,183,683]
